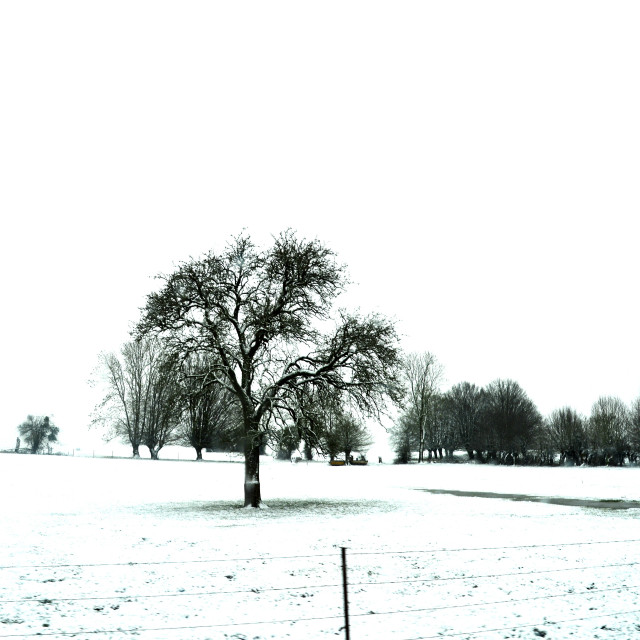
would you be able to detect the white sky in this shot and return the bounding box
[1,1,639,449]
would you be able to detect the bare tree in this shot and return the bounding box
[94,342,147,457]
[390,412,416,463]
[482,379,542,464]
[287,385,340,458]
[428,394,454,460]
[137,231,403,506]
[587,396,629,465]
[442,382,485,460]
[267,385,374,464]
[545,407,587,465]
[334,413,373,463]
[93,337,180,459]
[141,349,182,459]
[400,352,443,462]
[176,354,239,460]
[18,415,59,454]
[629,396,640,463]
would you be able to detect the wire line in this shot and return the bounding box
[347,538,640,557]
[0,611,344,638]
[4,560,637,606]
[0,582,342,605]
[399,607,640,639]
[348,584,640,619]
[2,591,639,638]
[349,560,640,588]
[0,551,338,570]
[2,538,637,571]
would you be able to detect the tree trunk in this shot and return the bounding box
[303,440,313,460]
[149,446,159,460]
[244,438,261,507]
[195,447,203,461]
[132,444,140,458]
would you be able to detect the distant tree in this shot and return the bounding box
[94,340,149,457]
[264,382,374,464]
[141,349,183,459]
[481,379,542,464]
[545,407,587,465]
[93,337,181,459]
[273,426,302,460]
[390,411,417,463]
[289,385,345,461]
[587,396,629,465]
[424,393,452,460]
[441,382,486,460]
[400,352,443,462]
[176,354,239,460]
[330,412,373,463]
[18,415,59,454]
[207,423,243,453]
[531,418,556,466]
[301,432,315,461]
[291,399,319,461]
[629,396,640,463]
[136,231,403,506]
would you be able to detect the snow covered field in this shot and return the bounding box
[2,454,640,639]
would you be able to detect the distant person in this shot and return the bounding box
[378,456,382,464]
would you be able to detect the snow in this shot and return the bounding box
[2,454,640,639]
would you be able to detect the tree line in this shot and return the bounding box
[92,337,375,465]
[391,352,640,466]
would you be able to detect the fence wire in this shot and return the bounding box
[2,540,638,639]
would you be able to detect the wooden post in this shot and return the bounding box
[341,547,350,640]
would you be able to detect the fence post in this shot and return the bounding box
[341,547,350,640]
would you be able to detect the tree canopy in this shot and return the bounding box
[18,415,59,454]
[136,231,403,506]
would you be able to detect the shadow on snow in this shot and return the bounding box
[139,498,400,521]
[419,488,640,510]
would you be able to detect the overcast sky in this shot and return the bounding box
[1,1,639,450]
